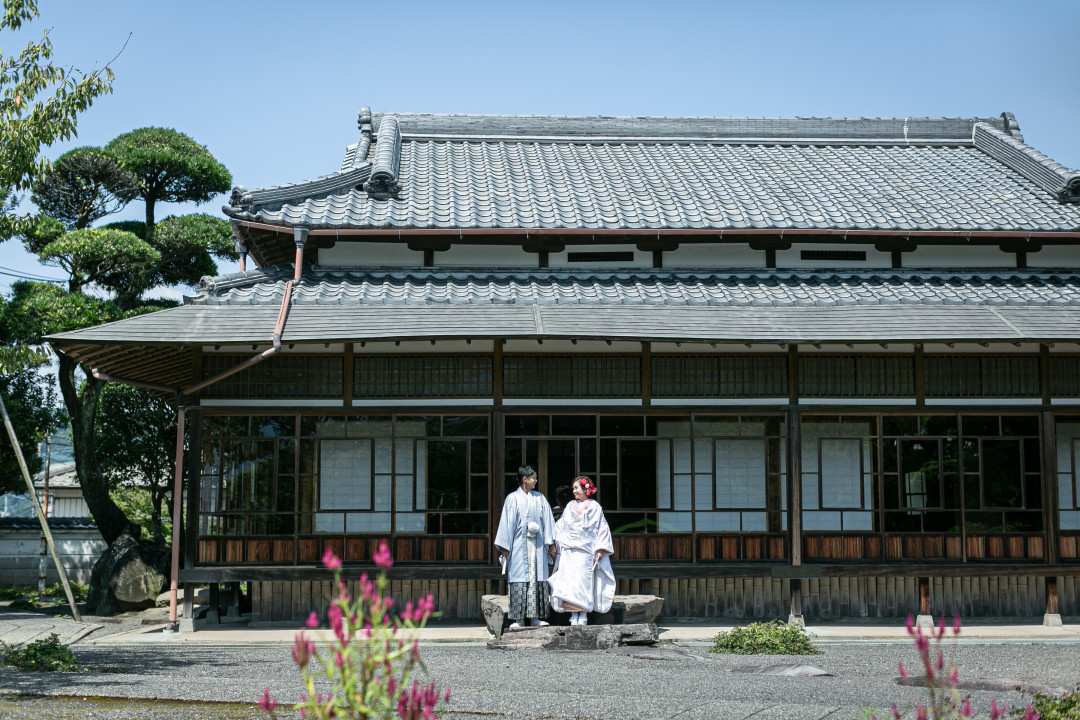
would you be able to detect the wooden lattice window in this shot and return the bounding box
[202,355,343,398]
[1049,356,1080,397]
[502,355,640,397]
[799,355,914,397]
[924,355,1040,398]
[353,355,493,398]
[651,355,787,398]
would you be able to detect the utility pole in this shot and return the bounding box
[37,437,52,592]
[0,395,81,621]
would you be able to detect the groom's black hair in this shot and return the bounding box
[517,465,536,484]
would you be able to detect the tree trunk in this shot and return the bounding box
[57,353,136,545]
[144,197,156,242]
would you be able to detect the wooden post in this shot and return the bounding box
[165,403,186,632]
[788,578,804,626]
[1044,576,1062,626]
[0,394,81,622]
[916,576,933,628]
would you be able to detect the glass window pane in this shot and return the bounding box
[715,438,766,508]
[820,438,864,508]
[619,440,658,509]
[600,416,643,436]
[579,438,596,473]
[982,439,1023,508]
[443,514,486,533]
[657,512,691,532]
[470,475,488,512]
[443,416,488,437]
[962,416,999,437]
[427,440,468,510]
[552,415,595,436]
[505,415,544,436]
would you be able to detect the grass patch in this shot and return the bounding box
[0,583,89,609]
[1,633,81,672]
[1019,691,1080,720]
[710,620,819,655]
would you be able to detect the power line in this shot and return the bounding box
[0,266,65,283]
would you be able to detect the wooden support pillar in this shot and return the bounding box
[916,576,933,628]
[788,578,804,626]
[228,581,243,617]
[207,582,220,623]
[1044,577,1062,627]
[182,581,195,626]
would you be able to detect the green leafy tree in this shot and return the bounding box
[30,146,139,230]
[95,384,176,544]
[0,0,118,238]
[0,280,135,543]
[38,227,160,296]
[98,213,234,308]
[0,362,63,494]
[106,128,232,239]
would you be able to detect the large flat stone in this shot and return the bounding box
[487,622,659,650]
[480,594,664,638]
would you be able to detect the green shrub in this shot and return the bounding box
[710,620,818,655]
[1,633,81,672]
[1019,691,1080,720]
[8,597,37,610]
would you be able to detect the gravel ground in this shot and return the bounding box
[1,641,1079,719]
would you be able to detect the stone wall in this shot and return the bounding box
[0,527,106,585]
[249,574,1079,623]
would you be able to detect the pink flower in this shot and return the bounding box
[953,614,962,635]
[934,652,945,671]
[898,661,908,678]
[949,668,960,684]
[936,617,946,639]
[444,688,451,703]
[914,634,929,654]
[306,611,319,629]
[375,539,394,569]
[990,698,1004,720]
[905,614,916,635]
[961,699,974,717]
[257,688,277,713]
[322,547,342,570]
[1024,703,1040,720]
[328,604,346,644]
[916,704,928,720]
[891,705,900,720]
[291,630,314,668]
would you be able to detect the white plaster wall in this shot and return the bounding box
[317,242,424,267]
[0,528,105,585]
[547,245,651,269]
[774,244,892,270]
[1027,245,1080,270]
[663,243,764,270]
[435,244,535,267]
[902,245,1015,269]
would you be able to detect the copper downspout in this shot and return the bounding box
[165,398,185,632]
[164,226,308,631]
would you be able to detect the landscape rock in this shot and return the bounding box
[86,529,170,616]
[731,664,834,677]
[481,594,664,638]
[487,623,659,650]
[606,645,703,661]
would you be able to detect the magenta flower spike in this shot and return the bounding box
[322,547,342,570]
[905,613,916,635]
[953,614,962,635]
[305,611,319,628]
[898,661,909,677]
[257,688,277,713]
[375,539,394,569]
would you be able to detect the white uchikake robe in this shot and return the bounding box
[547,499,615,614]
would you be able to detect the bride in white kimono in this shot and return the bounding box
[547,476,615,626]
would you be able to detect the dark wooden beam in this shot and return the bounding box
[641,342,652,407]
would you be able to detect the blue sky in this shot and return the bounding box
[2,0,1078,294]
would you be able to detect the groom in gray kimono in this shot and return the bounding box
[494,465,556,628]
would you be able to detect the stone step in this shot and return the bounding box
[487,623,659,650]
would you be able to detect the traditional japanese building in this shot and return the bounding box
[47,109,1080,624]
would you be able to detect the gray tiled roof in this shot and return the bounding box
[193,266,1080,309]
[224,112,1080,236]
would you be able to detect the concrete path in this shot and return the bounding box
[79,617,1080,646]
[0,610,102,648]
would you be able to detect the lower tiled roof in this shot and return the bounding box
[194,267,1080,308]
